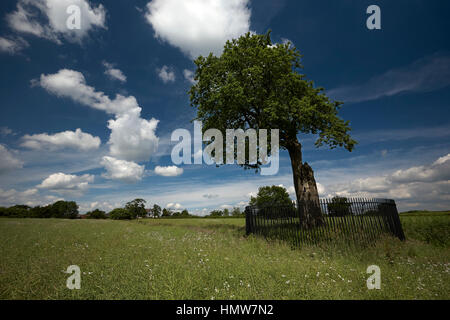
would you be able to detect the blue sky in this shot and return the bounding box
[0,0,449,213]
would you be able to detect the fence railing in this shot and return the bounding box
[245,198,405,246]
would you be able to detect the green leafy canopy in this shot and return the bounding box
[189,31,357,169]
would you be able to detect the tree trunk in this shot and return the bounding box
[287,139,323,228]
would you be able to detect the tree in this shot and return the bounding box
[31,205,52,218]
[125,199,147,219]
[51,201,78,219]
[172,211,181,217]
[152,204,162,218]
[209,210,223,217]
[86,209,107,219]
[231,207,243,217]
[5,205,31,217]
[327,196,352,217]
[249,185,293,208]
[181,209,189,217]
[162,208,172,217]
[189,31,356,227]
[109,208,131,220]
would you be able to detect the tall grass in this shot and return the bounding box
[0,213,448,299]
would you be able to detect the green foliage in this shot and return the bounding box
[189,31,356,169]
[86,209,107,219]
[209,210,224,217]
[152,204,162,218]
[109,208,132,220]
[231,207,244,217]
[327,196,352,217]
[125,199,147,219]
[51,201,79,219]
[249,185,293,207]
[3,205,31,218]
[0,201,79,219]
[162,208,173,217]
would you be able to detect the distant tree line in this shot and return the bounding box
[205,207,244,218]
[0,201,79,219]
[0,198,246,220]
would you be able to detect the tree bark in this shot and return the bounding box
[287,139,323,228]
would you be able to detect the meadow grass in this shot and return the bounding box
[0,212,448,300]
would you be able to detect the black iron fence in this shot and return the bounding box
[245,198,405,246]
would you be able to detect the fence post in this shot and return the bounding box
[390,200,406,241]
[245,206,251,235]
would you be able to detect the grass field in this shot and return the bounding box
[0,212,449,299]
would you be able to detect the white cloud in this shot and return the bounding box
[0,36,28,54]
[38,69,159,162]
[183,69,196,84]
[247,192,256,198]
[0,187,42,207]
[0,144,23,174]
[157,65,175,83]
[166,202,183,210]
[434,154,450,166]
[79,200,119,213]
[103,61,127,82]
[323,154,450,209]
[21,128,101,151]
[154,165,183,177]
[37,172,94,196]
[38,69,136,115]
[107,111,159,162]
[328,53,450,103]
[100,156,145,183]
[145,0,251,58]
[286,185,295,195]
[0,127,15,136]
[6,0,106,44]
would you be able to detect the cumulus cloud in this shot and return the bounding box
[107,111,159,162]
[183,69,196,84]
[157,65,175,83]
[0,127,15,136]
[166,202,183,210]
[154,165,183,177]
[79,200,120,213]
[0,144,23,174]
[6,0,106,44]
[103,61,127,82]
[328,52,450,103]
[323,154,450,209]
[434,154,450,166]
[145,0,251,58]
[37,172,94,196]
[37,69,159,162]
[38,69,136,115]
[0,187,41,207]
[0,36,28,54]
[21,128,101,151]
[100,156,145,183]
